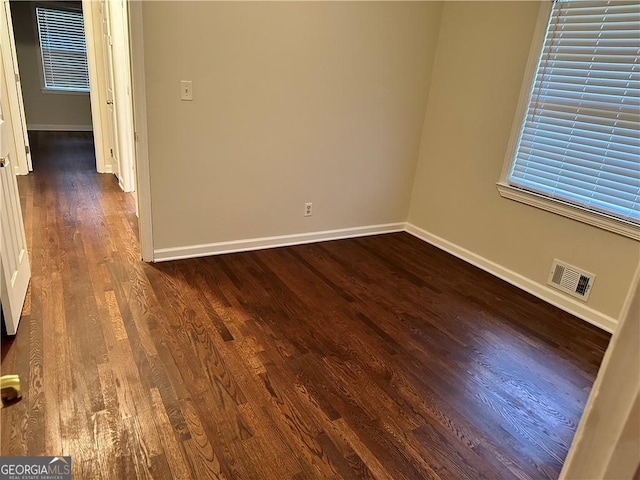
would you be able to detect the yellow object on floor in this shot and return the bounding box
[1,374,21,404]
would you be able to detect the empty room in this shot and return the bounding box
[1,1,638,479]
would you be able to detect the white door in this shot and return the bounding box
[0,77,30,335]
[1,0,31,174]
[100,1,121,181]
[111,0,136,194]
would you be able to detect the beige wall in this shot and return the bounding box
[141,1,443,249]
[11,1,92,130]
[407,2,640,319]
[140,1,638,321]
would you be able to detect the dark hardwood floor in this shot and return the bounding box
[1,131,610,479]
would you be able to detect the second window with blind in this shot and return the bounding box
[498,0,640,240]
[35,6,90,93]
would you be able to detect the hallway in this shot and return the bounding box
[1,132,609,479]
[1,131,139,475]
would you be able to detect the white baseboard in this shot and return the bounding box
[151,220,616,332]
[405,223,617,333]
[28,124,93,132]
[153,223,405,262]
[100,164,114,174]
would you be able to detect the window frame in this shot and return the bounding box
[497,1,640,241]
[33,2,90,95]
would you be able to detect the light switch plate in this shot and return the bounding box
[181,80,193,101]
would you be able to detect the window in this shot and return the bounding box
[35,6,90,93]
[498,0,640,240]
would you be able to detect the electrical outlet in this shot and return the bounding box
[304,203,312,217]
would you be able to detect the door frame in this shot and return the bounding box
[84,0,136,194]
[82,0,108,174]
[126,0,153,262]
[109,0,136,194]
[91,0,122,182]
[560,265,640,478]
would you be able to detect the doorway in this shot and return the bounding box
[89,0,137,196]
[1,0,152,265]
[3,0,137,198]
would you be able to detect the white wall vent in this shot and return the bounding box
[547,259,595,302]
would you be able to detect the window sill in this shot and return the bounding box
[496,183,640,241]
[41,88,90,96]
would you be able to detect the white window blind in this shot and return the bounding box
[509,0,640,224]
[35,7,90,92]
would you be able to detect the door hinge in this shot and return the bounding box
[25,145,30,155]
[110,148,114,157]
[134,132,139,142]
[15,73,19,83]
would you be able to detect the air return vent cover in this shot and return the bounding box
[547,259,595,302]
